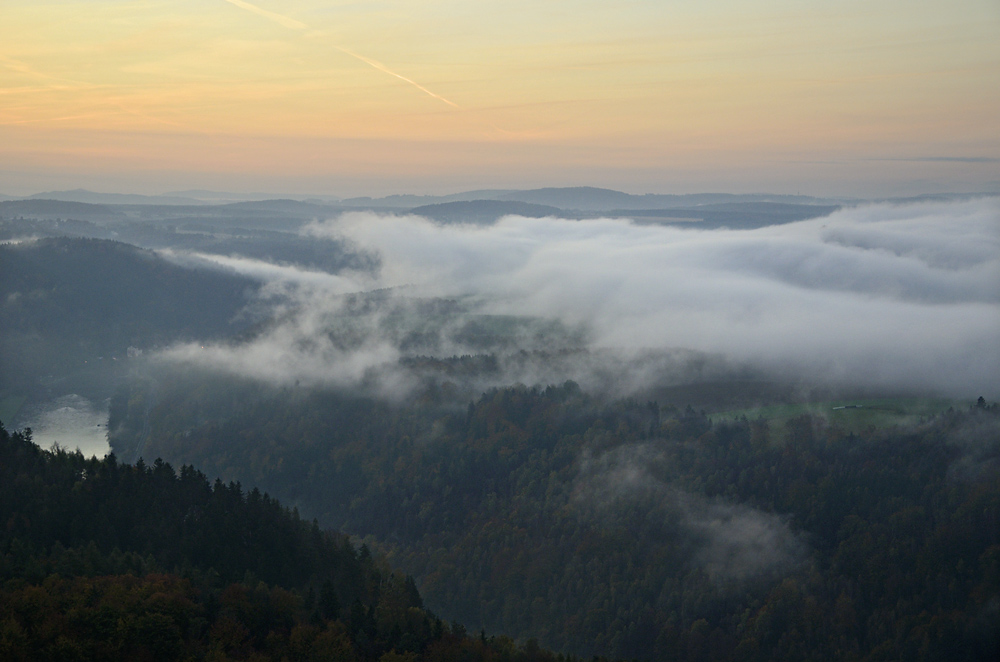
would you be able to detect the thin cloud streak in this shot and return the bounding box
[333,45,460,109]
[222,0,460,109]
[223,0,308,30]
[157,249,370,293]
[0,54,95,88]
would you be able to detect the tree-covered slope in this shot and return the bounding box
[0,420,586,662]
[110,374,1000,661]
[0,237,255,358]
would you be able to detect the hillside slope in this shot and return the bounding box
[0,420,582,662]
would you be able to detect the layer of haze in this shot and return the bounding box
[161,198,1000,399]
[18,394,110,459]
[2,1,998,196]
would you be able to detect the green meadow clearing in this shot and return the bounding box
[710,397,964,436]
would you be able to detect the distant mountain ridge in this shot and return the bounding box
[0,198,126,219]
[7,186,996,214]
[498,187,840,210]
[24,189,205,205]
[349,186,845,210]
[0,188,854,233]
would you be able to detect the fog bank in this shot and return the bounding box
[162,198,999,398]
[18,394,110,458]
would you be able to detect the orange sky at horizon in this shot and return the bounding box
[1,0,998,197]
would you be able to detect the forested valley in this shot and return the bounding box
[108,374,1000,661]
[3,196,998,661]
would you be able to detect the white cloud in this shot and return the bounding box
[162,198,1000,398]
[156,249,372,293]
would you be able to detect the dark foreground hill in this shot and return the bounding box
[0,420,582,662]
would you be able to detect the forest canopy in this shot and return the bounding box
[0,419,580,662]
[108,375,1000,661]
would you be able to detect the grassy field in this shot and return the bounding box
[710,397,963,436]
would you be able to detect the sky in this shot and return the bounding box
[1,0,998,197]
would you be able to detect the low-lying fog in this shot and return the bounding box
[18,394,109,457]
[160,198,999,400]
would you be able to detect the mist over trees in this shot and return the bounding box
[106,373,1000,661]
[1,190,998,661]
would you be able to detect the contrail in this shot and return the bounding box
[332,45,459,108]
[0,54,96,87]
[224,0,307,30]
[222,0,460,108]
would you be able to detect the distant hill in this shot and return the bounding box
[406,197,841,228]
[621,202,842,228]
[0,237,258,394]
[409,200,565,224]
[13,187,992,215]
[220,198,339,215]
[879,192,1000,204]
[341,189,519,208]
[25,188,205,205]
[0,199,125,220]
[495,187,840,210]
[167,188,343,204]
[5,186,925,217]
[345,187,842,212]
[494,186,642,210]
